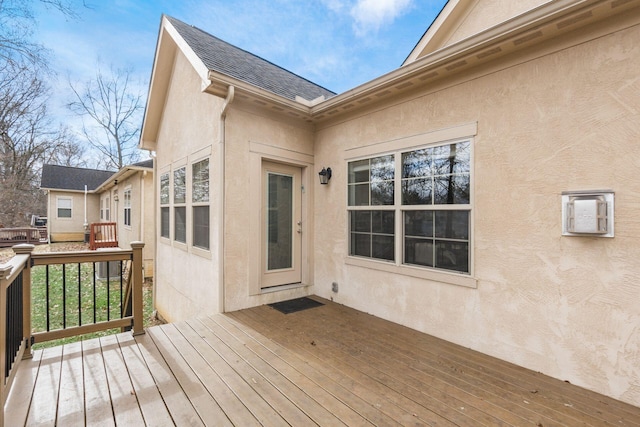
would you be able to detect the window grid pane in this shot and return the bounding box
[192,159,209,203]
[160,173,170,205]
[349,210,395,262]
[160,207,170,238]
[193,206,209,249]
[348,139,472,275]
[174,206,186,243]
[174,168,186,204]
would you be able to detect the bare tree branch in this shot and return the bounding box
[0,62,84,226]
[67,64,143,169]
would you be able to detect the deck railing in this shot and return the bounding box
[0,242,145,424]
[89,222,118,250]
[0,228,46,248]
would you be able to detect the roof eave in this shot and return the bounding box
[205,70,313,118]
[311,0,635,118]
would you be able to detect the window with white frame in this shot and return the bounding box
[160,172,170,238]
[348,139,471,274]
[105,197,110,221]
[173,167,187,243]
[192,158,210,250]
[100,198,104,220]
[123,188,132,227]
[57,197,72,218]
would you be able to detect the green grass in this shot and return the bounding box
[30,261,155,349]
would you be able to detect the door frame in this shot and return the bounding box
[260,162,302,288]
[247,147,313,296]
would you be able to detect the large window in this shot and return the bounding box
[192,158,210,250]
[57,197,72,218]
[348,139,471,274]
[173,167,186,243]
[160,172,170,238]
[123,188,132,227]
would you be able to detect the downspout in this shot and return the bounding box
[219,85,234,313]
[140,170,146,277]
[150,152,157,314]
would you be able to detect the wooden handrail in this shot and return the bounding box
[0,242,145,422]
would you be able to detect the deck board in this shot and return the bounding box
[56,341,85,426]
[5,296,640,426]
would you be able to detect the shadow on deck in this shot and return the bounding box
[5,297,640,426]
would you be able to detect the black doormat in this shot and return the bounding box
[269,297,324,314]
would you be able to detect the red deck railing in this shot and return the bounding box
[89,222,118,250]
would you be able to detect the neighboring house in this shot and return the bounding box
[94,159,155,278]
[40,161,155,277]
[139,0,640,407]
[40,165,115,242]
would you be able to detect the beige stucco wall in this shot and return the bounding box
[445,0,548,47]
[313,21,640,406]
[47,191,100,242]
[153,50,222,322]
[222,103,316,312]
[105,171,155,277]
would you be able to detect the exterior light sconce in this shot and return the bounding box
[318,167,332,184]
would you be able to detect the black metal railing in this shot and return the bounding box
[4,270,23,379]
[34,260,130,337]
[0,242,145,419]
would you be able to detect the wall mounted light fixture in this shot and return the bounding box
[318,167,332,184]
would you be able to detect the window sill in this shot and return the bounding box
[345,256,477,289]
[191,245,212,260]
[173,240,187,252]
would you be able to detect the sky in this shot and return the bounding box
[32,0,447,146]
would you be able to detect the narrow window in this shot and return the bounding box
[192,158,210,250]
[173,167,186,243]
[123,188,132,227]
[160,172,170,238]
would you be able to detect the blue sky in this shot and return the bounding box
[33,0,446,132]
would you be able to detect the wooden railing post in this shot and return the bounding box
[0,264,12,426]
[12,245,34,360]
[130,242,145,336]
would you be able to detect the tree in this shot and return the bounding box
[67,66,143,170]
[0,0,78,67]
[0,62,83,226]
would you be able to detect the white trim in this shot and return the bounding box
[345,127,476,288]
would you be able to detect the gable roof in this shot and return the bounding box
[166,16,335,102]
[40,165,115,192]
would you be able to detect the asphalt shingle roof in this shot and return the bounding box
[166,16,336,102]
[133,159,153,169]
[41,165,115,191]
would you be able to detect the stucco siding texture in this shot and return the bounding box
[313,23,640,406]
[444,0,548,47]
[153,50,222,322]
[48,191,100,237]
[222,105,315,311]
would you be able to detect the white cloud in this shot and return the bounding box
[350,0,414,36]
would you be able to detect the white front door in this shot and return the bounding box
[261,162,302,288]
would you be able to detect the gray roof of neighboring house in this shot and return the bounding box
[166,16,336,102]
[40,165,115,192]
[133,159,153,169]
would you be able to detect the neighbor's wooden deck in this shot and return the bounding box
[5,297,640,426]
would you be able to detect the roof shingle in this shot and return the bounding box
[166,16,336,102]
[41,165,115,191]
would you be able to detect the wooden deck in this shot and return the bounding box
[5,297,640,426]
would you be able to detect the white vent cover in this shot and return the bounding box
[562,191,614,237]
